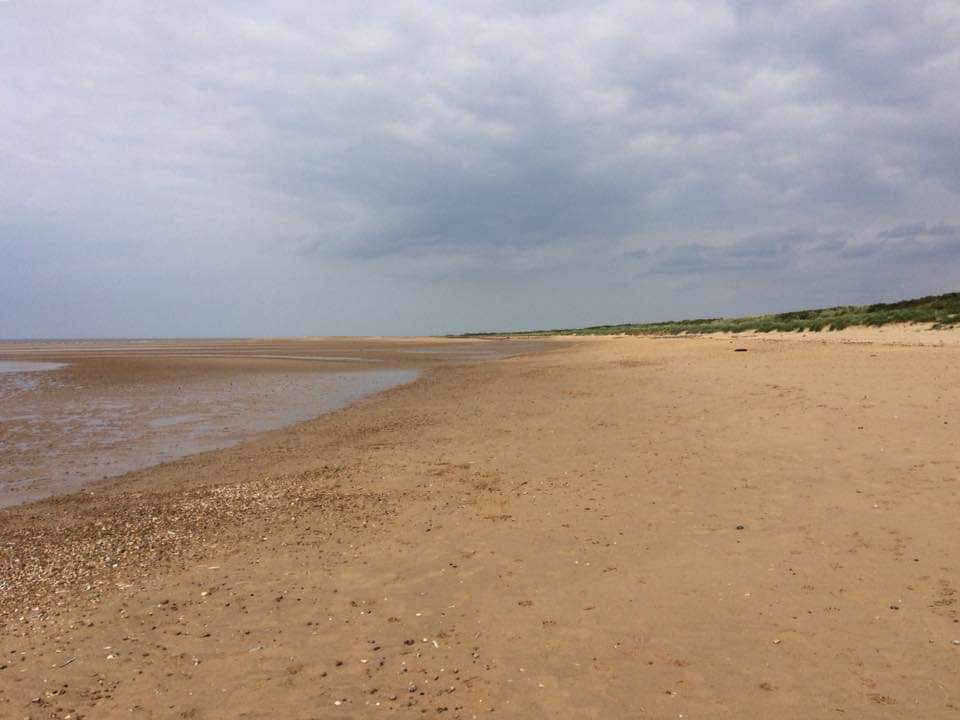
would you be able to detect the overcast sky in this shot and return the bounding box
[2,1,959,337]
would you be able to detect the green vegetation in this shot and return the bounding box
[462,292,960,337]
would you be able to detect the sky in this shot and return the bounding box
[2,0,959,337]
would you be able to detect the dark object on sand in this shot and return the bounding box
[734,348,748,352]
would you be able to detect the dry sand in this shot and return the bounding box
[1,332,959,719]
[703,323,960,347]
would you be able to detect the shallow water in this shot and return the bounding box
[0,366,418,508]
[0,337,549,508]
[0,361,68,373]
[147,413,205,428]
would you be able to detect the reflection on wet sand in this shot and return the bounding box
[0,361,68,373]
[0,337,541,507]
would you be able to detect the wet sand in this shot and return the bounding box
[0,338,534,507]
[1,331,959,719]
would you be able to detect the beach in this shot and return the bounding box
[0,338,533,507]
[1,332,959,718]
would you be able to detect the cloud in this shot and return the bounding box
[865,221,960,260]
[833,221,959,261]
[877,221,958,239]
[645,229,843,274]
[1,0,959,335]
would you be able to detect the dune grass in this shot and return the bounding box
[461,292,960,337]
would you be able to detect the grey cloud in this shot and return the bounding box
[877,221,958,240]
[834,221,960,261]
[839,241,888,260]
[1,1,959,336]
[872,222,960,261]
[646,229,842,275]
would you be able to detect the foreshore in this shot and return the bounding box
[0,337,536,508]
[2,332,959,718]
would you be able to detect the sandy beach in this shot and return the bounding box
[0,338,535,507]
[1,332,959,719]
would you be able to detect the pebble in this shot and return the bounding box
[952,640,960,646]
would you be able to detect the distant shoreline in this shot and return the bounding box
[459,290,960,337]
